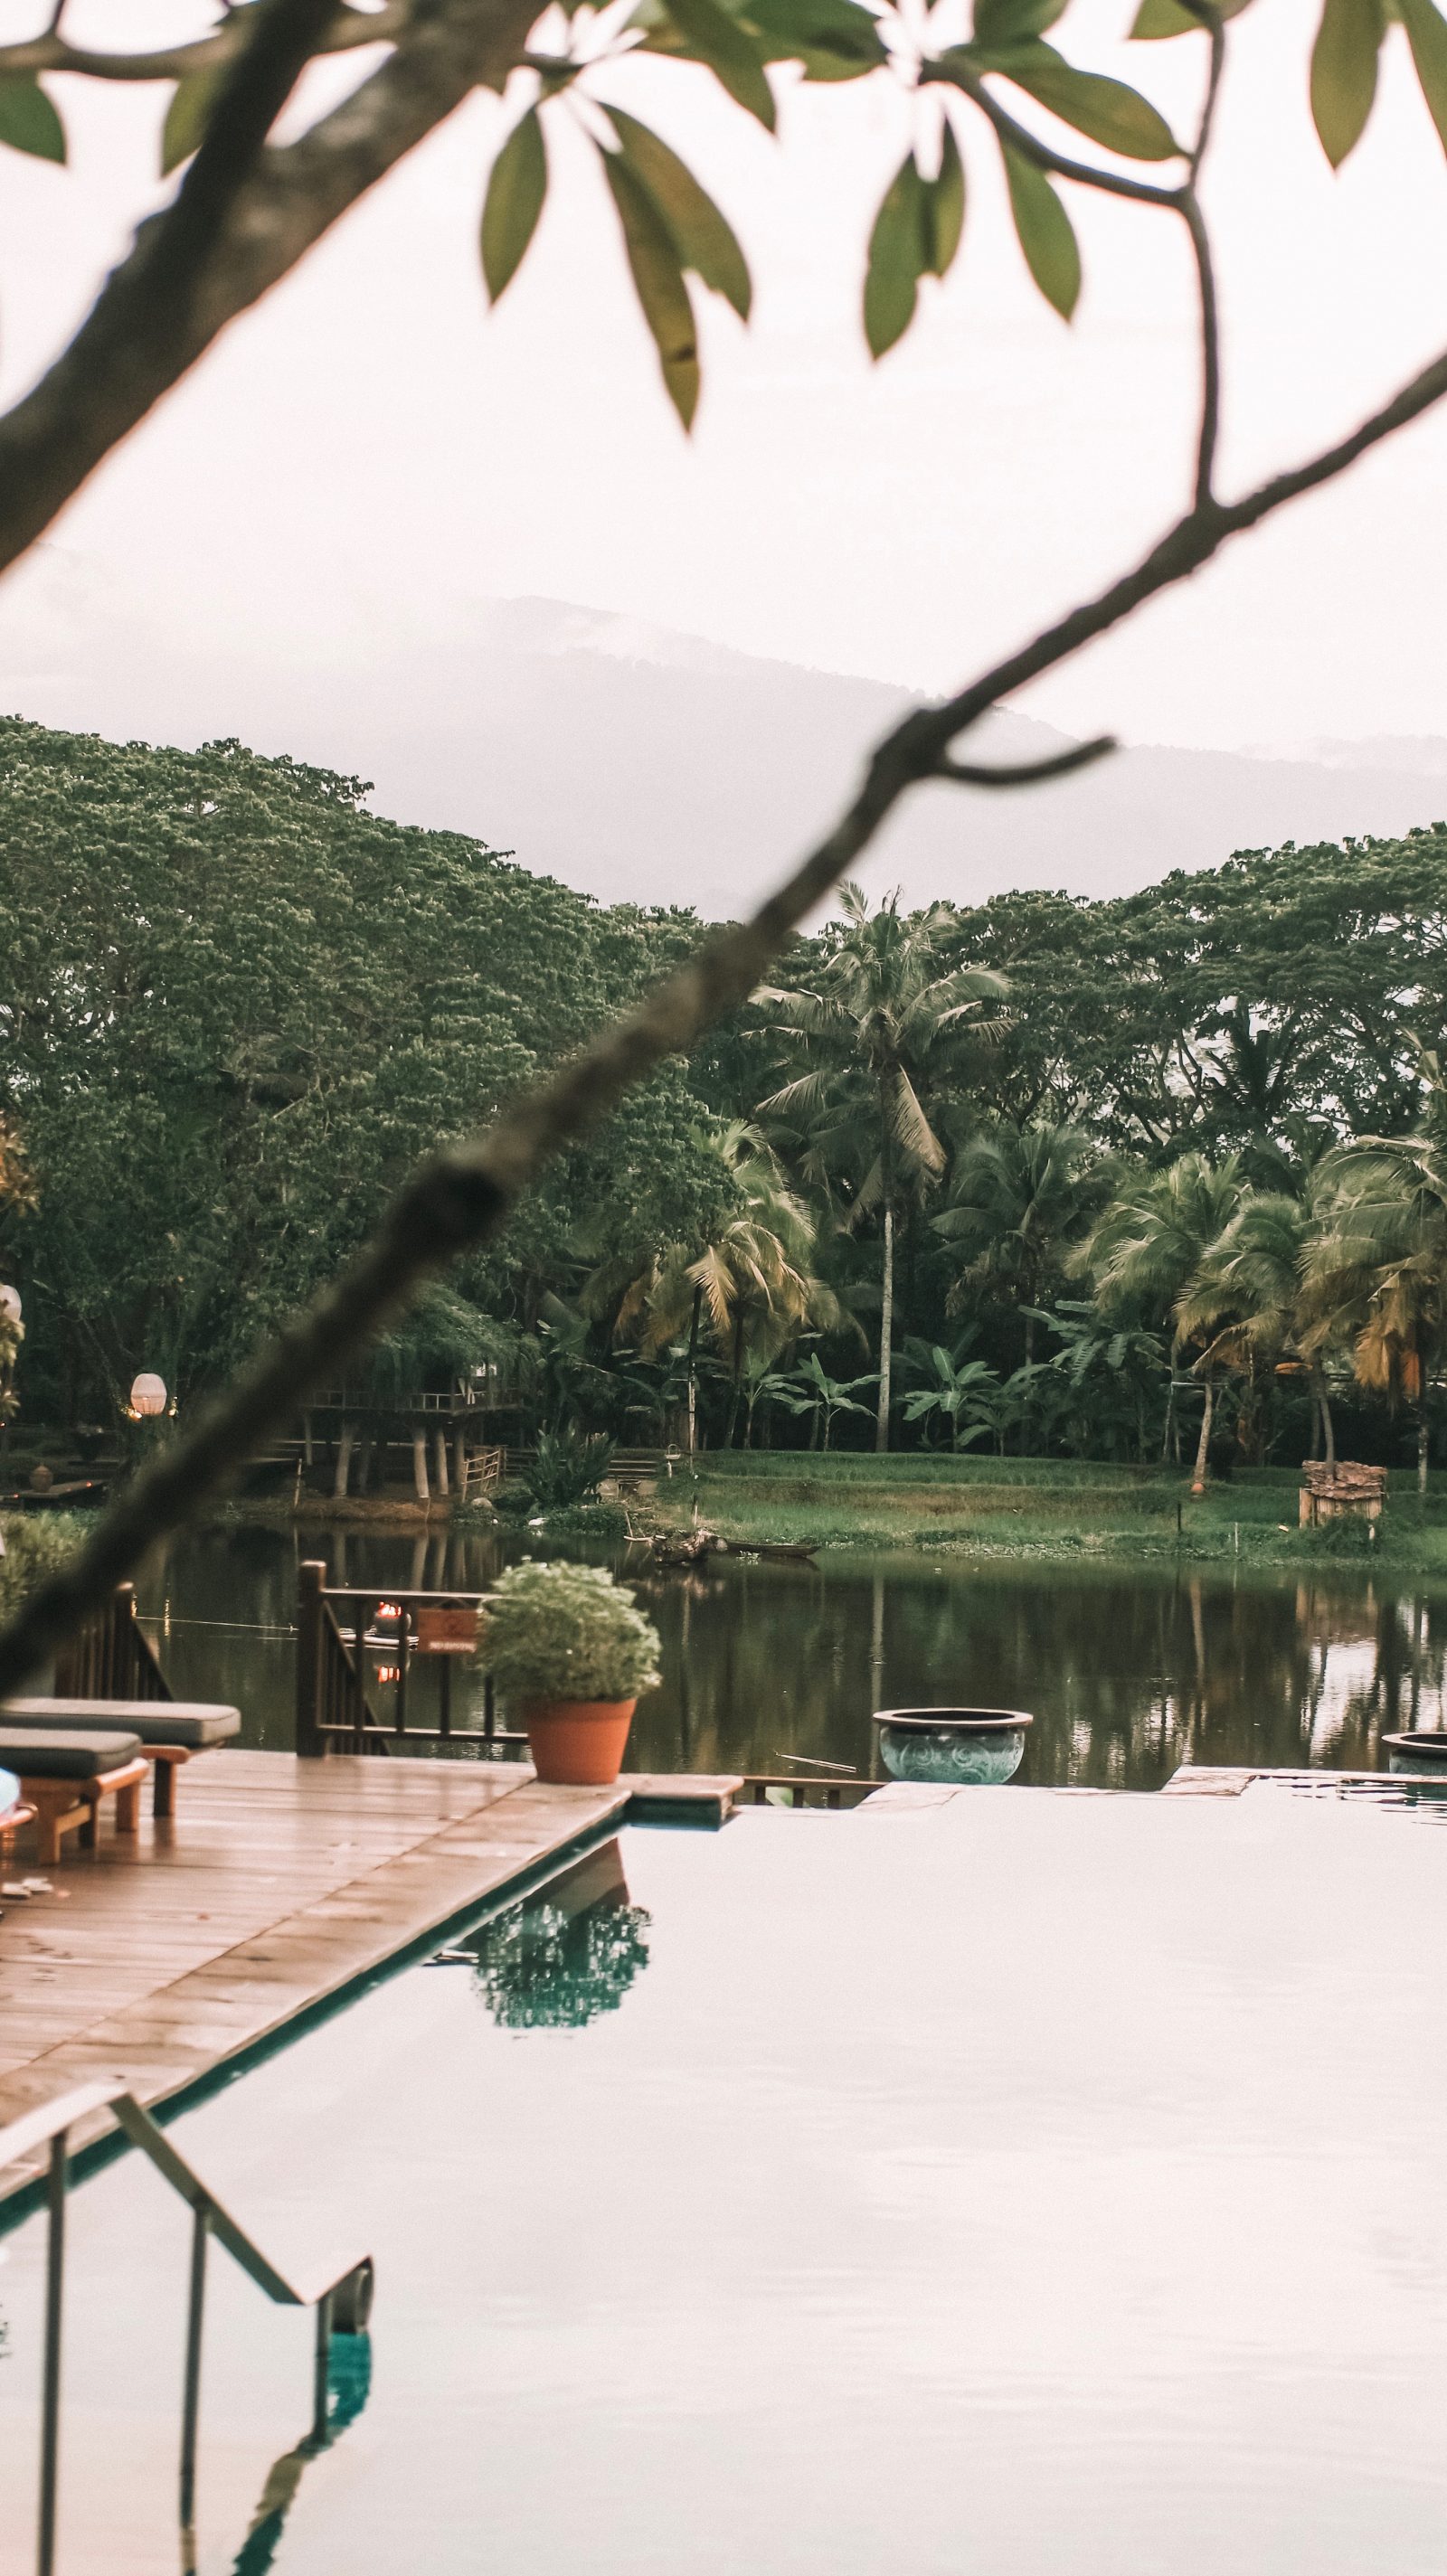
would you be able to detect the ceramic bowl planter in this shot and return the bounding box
[1381,1731,1447,1776]
[479,1560,662,1788]
[873,1706,1033,1787]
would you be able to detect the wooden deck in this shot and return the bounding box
[0,1750,736,2208]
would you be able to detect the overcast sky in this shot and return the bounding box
[0,0,1443,755]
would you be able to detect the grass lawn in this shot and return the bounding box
[647,1451,1447,1571]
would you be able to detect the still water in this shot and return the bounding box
[133,1516,1447,1786]
[5,1795,1447,2573]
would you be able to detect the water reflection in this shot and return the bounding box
[134,1519,1447,1789]
[450,1844,651,2031]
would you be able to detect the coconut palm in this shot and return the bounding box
[1082,1151,1246,1491]
[1300,1133,1447,1492]
[599,1121,837,1449]
[935,1118,1103,1450]
[1174,1191,1325,1467]
[757,884,1008,1451]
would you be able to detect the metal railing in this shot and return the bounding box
[0,2080,374,2576]
[295,1563,526,1758]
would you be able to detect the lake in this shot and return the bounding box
[130,1516,1447,1787]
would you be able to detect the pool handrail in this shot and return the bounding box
[0,2079,374,2576]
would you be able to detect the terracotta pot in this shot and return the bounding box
[521,1698,637,1788]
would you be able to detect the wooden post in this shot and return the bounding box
[333,1422,354,1501]
[355,1436,374,1496]
[411,1429,430,1503]
[302,1412,314,1467]
[453,1426,467,1495]
[109,1583,137,1696]
[432,1427,449,1497]
[296,1561,326,1759]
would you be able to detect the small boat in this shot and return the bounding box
[716,1537,818,1563]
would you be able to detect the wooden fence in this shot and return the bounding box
[53,1581,172,1703]
[295,1562,523,1759]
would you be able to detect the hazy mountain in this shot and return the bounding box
[2,556,1444,918]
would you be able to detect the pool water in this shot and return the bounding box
[5,1790,1447,2572]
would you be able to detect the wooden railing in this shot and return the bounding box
[295,1562,523,1759]
[53,1581,172,1703]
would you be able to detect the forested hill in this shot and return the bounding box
[3,714,1447,1456]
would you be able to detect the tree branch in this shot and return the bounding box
[932,736,1116,788]
[920,59,1181,208]
[0,5,407,83]
[0,0,538,578]
[3,339,1446,1692]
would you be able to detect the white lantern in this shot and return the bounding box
[129,1373,168,1420]
[0,1285,20,1326]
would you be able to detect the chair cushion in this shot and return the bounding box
[0,1726,142,1779]
[2,1697,241,1750]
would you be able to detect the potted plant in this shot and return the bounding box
[479,1559,661,1786]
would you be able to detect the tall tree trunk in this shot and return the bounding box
[686,1284,702,1458]
[1161,1376,1176,1466]
[333,1421,354,1500]
[725,1307,745,1448]
[1419,1402,1430,1496]
[1190,1373,1214,1496]
[876,1200,894,1454]
[1021,1307,1036,1458]
[412,1428,430,1503]
[1311,1363,1336,1471]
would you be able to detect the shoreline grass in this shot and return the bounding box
[647,1454,1447,1575]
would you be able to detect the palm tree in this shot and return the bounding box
[1300,1133,1447,1493]
[758,884,1007,1451]
[1175,1191,1325,1467]
[935,1118,1102,1451]
[1082,1151,1246,1491]
[601,1121,837,1449]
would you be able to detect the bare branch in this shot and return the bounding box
[1183,6,1225,503]
[0,5,407,83]
[0,0,538,577]
[3,339,1446,1693]
[932,736,1116,788]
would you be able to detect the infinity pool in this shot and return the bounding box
[5,1789,1447,2572]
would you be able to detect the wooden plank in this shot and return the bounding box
[0,1750,634,2203]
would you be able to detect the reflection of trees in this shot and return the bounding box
[469,1844,651,2031]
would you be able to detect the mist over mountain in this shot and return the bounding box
[2,554,1444,917]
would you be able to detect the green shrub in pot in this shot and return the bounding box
[480,1559,661,1706]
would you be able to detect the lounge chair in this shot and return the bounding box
[0,1697,241,1819]
[0,1726,147,1864]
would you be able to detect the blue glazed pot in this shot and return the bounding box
[1382,1731,1447,1776]
[873,1707,1033,1787]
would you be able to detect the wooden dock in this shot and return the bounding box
[0,1750,738,2207]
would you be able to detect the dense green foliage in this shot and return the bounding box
[8,721,1447,1477]
[0,722,733,1417]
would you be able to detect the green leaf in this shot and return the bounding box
[601,152,701,429]
[974,0,1066,43]
[745,0,888,79]
[606,109,751,317]
[925,122,966,277]
[659,0,778,127]
[1400,0,1447,150]
[161,69,220,176]
[1000,139,1080,318]
[1310,0,1385,165]
[995,43,1180,157]
[863,151,930,357]
[0,76,65,165]
[1130,0,1253,36]
[481,108,547,305]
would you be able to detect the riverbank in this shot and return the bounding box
[644,1453,1447,1571]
